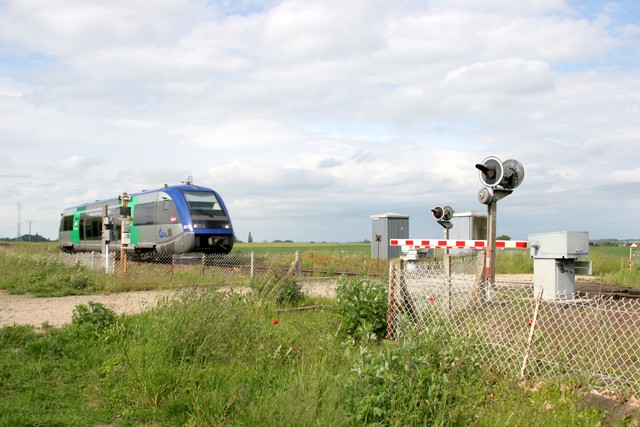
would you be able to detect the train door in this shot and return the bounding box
[154,192,182,252]
[130,192,159,251]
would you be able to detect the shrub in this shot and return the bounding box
[72,301,116,332]
[334,275,388,342]
[249,270,304,306]
[344,326,484,425]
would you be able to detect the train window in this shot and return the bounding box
[156,199,179,224]
[60,215,74,232]
[183,191,224,217]
[134,203,155,226]
[80,212,102,240]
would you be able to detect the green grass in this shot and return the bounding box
[1,241,639,298]
[0,290,607,426]
[233,241,370,254]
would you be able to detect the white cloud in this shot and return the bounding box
[0,0,639,242]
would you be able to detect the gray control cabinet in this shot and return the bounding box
[371,213,409,259]
[528,231,591,300]
[450,211,487,255]
[450,211,488,241]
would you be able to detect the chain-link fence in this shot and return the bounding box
[61,251,305,280]
[387,256,640,396]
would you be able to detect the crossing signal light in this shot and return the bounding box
[431,205,453,221]
[476,157,524,190]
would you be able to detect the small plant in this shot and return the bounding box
[72,301,116,332]
[334,275,388,342]
[250,270,304,306]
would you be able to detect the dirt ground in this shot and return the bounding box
[0,279,340,328]
[0,276,532,329]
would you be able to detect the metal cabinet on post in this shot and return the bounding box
[370,213,409,259]
[528,231,592,300]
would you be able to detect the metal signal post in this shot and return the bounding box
[119,192,132,275]
[476,157,525,295]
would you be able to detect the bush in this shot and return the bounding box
[334,275,388,342]
[72,301,116,332]
[344,326,484,425]
[249,270,304,306]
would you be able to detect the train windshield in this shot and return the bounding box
[183,191,224,217]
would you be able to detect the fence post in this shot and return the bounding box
[445,253,452,313]
[520,287,544,380]
[474,250,486,305]
[201,253,206,276]
[250,251,256,278]
[386,258,404,340]
[294,250,301,276]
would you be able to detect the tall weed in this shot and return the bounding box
[344,324,485,425]
[334,275,388,342]
[249,270,304,306]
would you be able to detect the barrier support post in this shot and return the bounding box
[250,251,256,278]
[387,258,404,340]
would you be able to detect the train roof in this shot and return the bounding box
[62,184,219,210]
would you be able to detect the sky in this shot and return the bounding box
[1,0,639,244]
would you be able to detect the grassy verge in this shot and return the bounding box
[0,285,606,426]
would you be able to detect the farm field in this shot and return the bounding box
[2,241,640,292]
[232,241,371,254]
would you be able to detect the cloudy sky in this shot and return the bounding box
[1,0,639,243]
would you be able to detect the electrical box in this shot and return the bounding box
[450,211,487,255]
[121,220,131,245]
[102,230,114,242]
[528,231,591,300]
[529,231,589,259]
[371,213,409,259]
[450,211,487,241]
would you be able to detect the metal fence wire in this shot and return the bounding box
[61,251,303,279]
[387,256,640,396]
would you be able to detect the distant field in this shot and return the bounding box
[589,245,634,257]
[3,241,638,287]
[232,242,370,254]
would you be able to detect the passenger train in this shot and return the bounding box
[59,184,234,254]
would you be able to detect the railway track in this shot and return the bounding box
[576,281,640,299]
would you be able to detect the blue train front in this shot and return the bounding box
[59,184,235,255]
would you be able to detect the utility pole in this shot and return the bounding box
[16,203,21,241]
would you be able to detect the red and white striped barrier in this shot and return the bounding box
[390,239,528,249]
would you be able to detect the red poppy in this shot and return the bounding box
[272,319,279,325]
[428,297,436,302]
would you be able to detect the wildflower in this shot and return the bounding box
[272,319,279,325]
[428,297,436,302]
[489,394,494,401]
